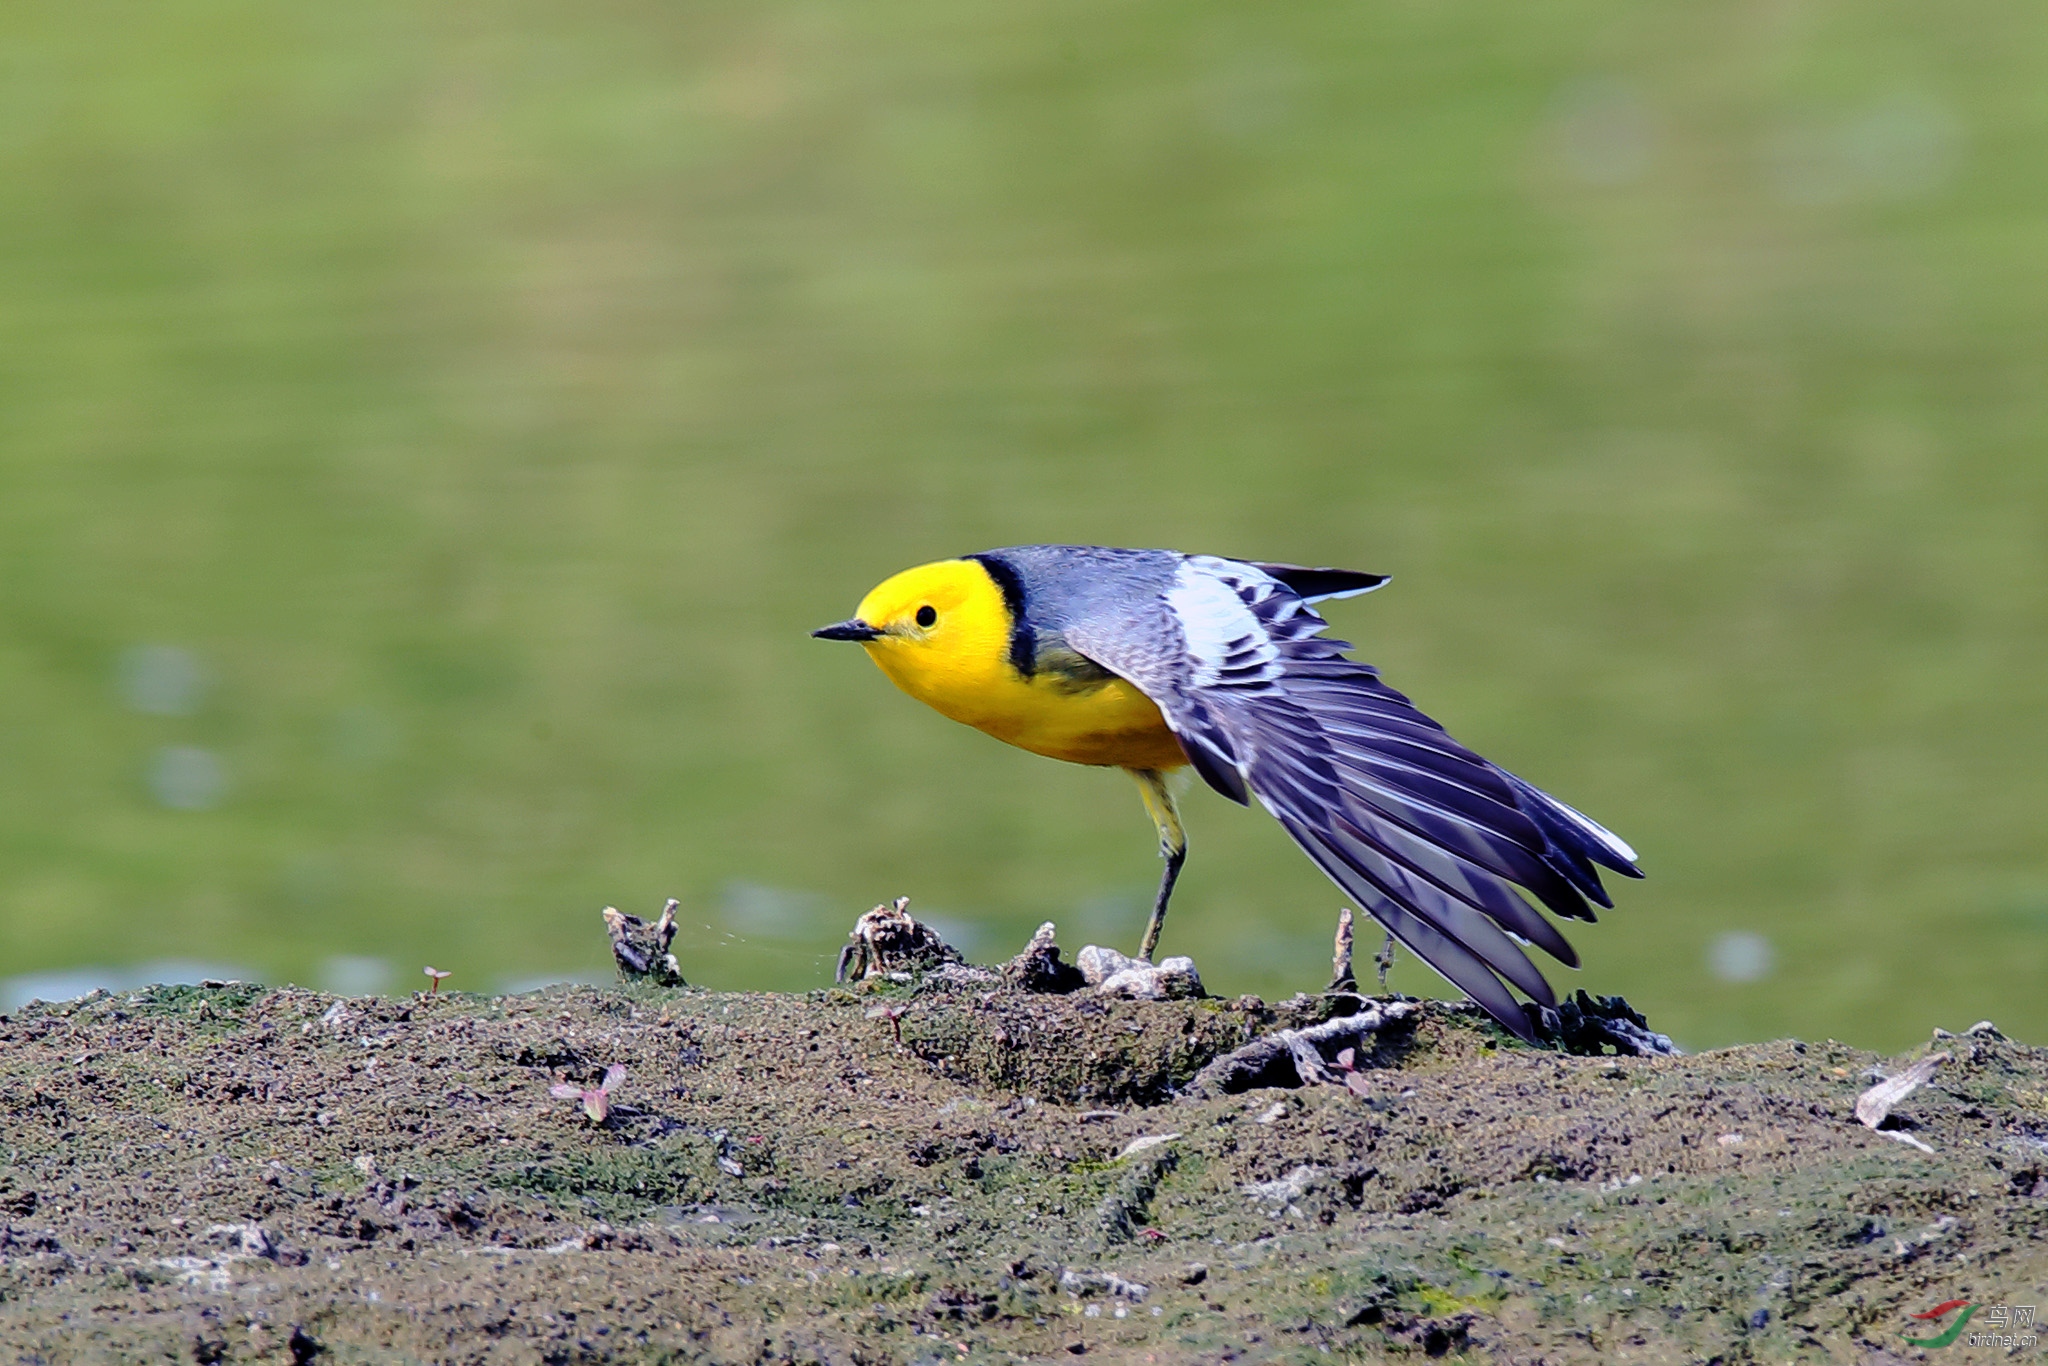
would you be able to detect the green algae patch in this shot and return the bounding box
[488,1144,711,1222]
[127,981,268,1020]
[0,978,2042,1363]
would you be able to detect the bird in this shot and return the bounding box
[812,545,1641,1041]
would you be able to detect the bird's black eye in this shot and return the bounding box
[915,605,938,628]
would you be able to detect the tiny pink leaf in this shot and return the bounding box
[1336,1048,1356,1070]
[582,1091,610,1122]
[550,1084,582,1100]
[1344,1072,1372,1098]
[601,1064,627,1094]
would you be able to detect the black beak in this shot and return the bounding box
[812,618,883,642]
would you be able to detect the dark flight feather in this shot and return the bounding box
[1064,556,1640,1042]
[1248,562,1390,602]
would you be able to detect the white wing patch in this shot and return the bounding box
[1166,558,1283,690]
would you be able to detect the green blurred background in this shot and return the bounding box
[2,1,2043,1049]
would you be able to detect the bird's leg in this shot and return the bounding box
[1126,768,1186,963]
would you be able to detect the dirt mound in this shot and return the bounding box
[0,958,2043,1363]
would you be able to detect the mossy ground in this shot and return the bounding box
[0,977,2042,1364]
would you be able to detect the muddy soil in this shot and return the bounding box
[1,947,2044,1364]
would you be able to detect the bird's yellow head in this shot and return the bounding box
[811,552,1011,671]
[812,558,1016,709]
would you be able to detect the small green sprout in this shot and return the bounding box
[1334,1047,1371,1097]
[551,1064,626,1122]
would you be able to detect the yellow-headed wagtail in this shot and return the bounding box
[814,546,1641,1040]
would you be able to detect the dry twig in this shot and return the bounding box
[1178,1001,1418,1099]
[836,897,964,983]
[1855,1051,1947,1153]
[604,899,684,986]
[1328,908,1356,993]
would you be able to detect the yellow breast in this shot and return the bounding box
[877,645,1188,769]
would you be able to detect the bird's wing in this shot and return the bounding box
[1063,555,1641,1042]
